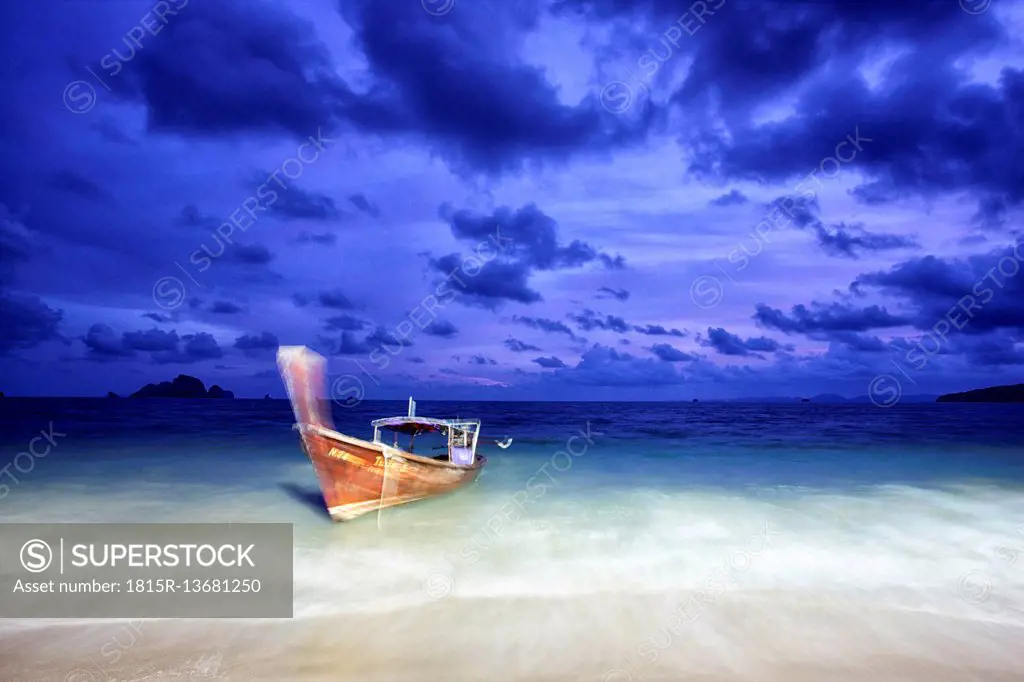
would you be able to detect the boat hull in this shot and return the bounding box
[298,426,485,522]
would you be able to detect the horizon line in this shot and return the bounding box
[0,395,944,403]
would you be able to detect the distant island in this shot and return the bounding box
[129,375,235,399]
[937,383,1024,403]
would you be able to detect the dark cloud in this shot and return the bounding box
[596,286,630,301]
[570,309,630,333]
[599,253,627,270]
[461,355,497,366]
[973,196,1008,231]
[428,202,624,308]
[813,222,919,259]
[827,331,886,353]
[613,0,1019,219]
[532,356,566,368]
[263,181,342,221]
[177,205,221,230]
[701,327,788,357]
[0,208,33,285]
[231,244,274,265]
[175,333,224,363]
[45,170,110,203]
[766,195,821,230]
[441,202,625,272]
[0,292,64,356]
[323,314,367,331]
[763,195,918,258]
[143,333,226,365]
[328,331,373,356]
[512,315,578,339]
[504,337,541,352]
[954,333,1024,366]
[747,240,1024,375]
[551,344,686,387]
[852,242,1024,334]
[123,329,180,353]
[709,189,748,207]
[118,0,647,176]
[234,332,280,355]
[340,0,651,175]
[348,193,380,219]
[81,325,223,364]
[82,323,135,360]
[423,319,459,339]
[317,289,356,310]
[429,253,541,309]
[649,344,695,363]
[149,336,219,364]
[571,309,686,338]
[634,324,686,338]
[120,1,339,139]
[210,301,244,314]
[366,325,413,349]
[754,302,911,335]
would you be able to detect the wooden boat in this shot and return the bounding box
[277,346,496,522]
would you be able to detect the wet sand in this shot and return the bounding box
[3,592,1022,681]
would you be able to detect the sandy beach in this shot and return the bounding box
[3,591,1022,681]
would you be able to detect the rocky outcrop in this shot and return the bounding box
[130,375,235,399]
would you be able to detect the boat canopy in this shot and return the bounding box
[371,416,475,436]
[370,397,480,438]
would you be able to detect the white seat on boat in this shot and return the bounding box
[450,446,474,466]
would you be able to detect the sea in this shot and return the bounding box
[1,398,1023,681]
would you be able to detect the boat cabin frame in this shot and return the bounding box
[370,398,480,466]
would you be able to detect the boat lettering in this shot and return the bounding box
[329,448,371,467]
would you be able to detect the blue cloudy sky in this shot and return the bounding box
[1,0,1023,400]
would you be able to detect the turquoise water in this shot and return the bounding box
[2,399,1023,679]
